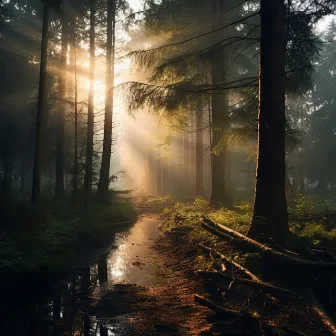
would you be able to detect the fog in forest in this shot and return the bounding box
[3,1,336,335]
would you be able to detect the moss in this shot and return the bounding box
[162,198,253,273]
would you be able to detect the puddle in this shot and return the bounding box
[0,213,167,336]
[106,214,166,286]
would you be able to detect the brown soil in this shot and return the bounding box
[90,230,216,335]
[90,219,333,336]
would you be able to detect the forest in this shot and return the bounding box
[1,0,336,335]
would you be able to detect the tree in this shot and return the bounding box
[210,0,232,207]
[247,0,288,244]
[195,97,205,196]
[97,0,116,199]
[302,21,336,194]
[55,11,69,198]
[84,0,96,201]
[32,0,51,204]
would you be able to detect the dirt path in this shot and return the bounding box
[89,213,215,335]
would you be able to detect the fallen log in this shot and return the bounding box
[309,291,336,336]
[194,294,244,317]
[265,237,303,258]
[201,217,336,274]
[200,244,259,282]
[201,223,259,253]
[197,271,300,298]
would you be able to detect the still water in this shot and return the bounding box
[0,214,166,336]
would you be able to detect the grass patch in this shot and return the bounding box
[162,196,336,273]
[162,197,252,270]
[0,197,137,277]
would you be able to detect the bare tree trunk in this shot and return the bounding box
[55,16,68,198]
[162,158,170,195]
[97,0,115,200]
[98,256,108,285]
[196,98,205,196]
[157,156,163,196]
[299,110,305,194]
[248,0,288,245]
[32,3,49,204]
[100,326,108,336]
[147,149,154,195]
[210,0,231,207]
[84,0,95,203]
[73,21,78,200]
[182,130,189,197]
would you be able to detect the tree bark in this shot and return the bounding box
[162,158,170,195]
[97,0,116,200]
[157,156,163,196]
[84,0,96,202]
[210,0,231,208]
[32,3,49,204]
[182,129,191,197]
[248,0,288,245]
[72,20,78,200]
[98,256,108,285]
[55,16,68,198]
[196,98,205,196]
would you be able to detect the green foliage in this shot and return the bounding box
[287,194,336,247]
[299,222,336,246]
[291,193,316,216]
[0,199,137,274]
[193,196,210,209]
[141,194,175,206]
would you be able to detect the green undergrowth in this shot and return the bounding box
[289,194,336,247]
[163,196,336,273]
[0,197,137,277]
[138,194,175,206]
[162,197,253,271]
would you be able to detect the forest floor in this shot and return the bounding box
[88,197,336,336]
[87,212,215,335]
[2,196,335,335]
[0,195,137,296]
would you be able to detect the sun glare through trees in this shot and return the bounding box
[1,0,336,335]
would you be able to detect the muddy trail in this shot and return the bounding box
[0,213,219,336]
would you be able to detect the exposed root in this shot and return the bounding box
[201,216,336,275]
[200,244,259,281]
[197,270,300,298]
[194,294,246,317]
[309,291,336,336]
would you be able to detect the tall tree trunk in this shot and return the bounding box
[55,17,68,198]
[157,156,162,196]
[31,3,49,204]
[97,0,115,199]
[74,52,78,199]
[147,149,154,195]
[196,98,205,196]
[248,0,288,245]
[98,256,108,285]
[182,128,192,198]
[100,326,108,336]
[72,20,78,200]
[210,0,231,207]
[162,158,170,195]
[299,110,305,194]
[84,0,95,202]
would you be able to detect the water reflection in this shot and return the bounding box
[0,214,165,336]
[107,215,166,286]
